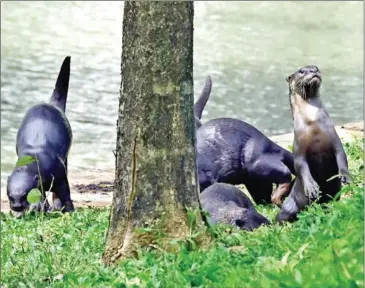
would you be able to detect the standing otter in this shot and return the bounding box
[200,183,270,231]
[7,56,74,216]
[196,117,295,205]
[276,65,350,223]
[194,76,212,129]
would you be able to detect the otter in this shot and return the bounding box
[194,76,212,129]
[276,65,350,223]
[7,56,74,217]
[200,183,270,231]
[196,117,295,205]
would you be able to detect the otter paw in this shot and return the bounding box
[271,182,291,207]
[340,174,351,185]
[276,211,297,224]
[271,194,282,207]
[29,200,49,213]
[29,202,42,212]
[61,201,75,213]
[48,198,63,212]
[303,181,320,200]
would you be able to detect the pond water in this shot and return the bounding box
[1,1,363,188]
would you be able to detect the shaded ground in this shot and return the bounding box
[1,121,363,213]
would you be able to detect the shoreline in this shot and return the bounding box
[1,121,363,213]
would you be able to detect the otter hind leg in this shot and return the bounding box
[52,178,74,212]
[246,155,293,205]
[245,180,273,205]
[276,180,309,223]
[49,157,70,212]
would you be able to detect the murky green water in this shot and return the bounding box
[1,1,363,188]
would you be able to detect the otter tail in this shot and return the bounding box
[194,76,212,121]
[49,56,71,112]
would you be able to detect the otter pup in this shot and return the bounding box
[200,183,270,231]
[276,65,350,223]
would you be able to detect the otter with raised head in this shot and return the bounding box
[200,183,270,231]
[276,65,350,223]
[194,76,212,129]
[7,56,74,217]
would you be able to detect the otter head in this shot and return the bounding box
[234,208,271,231]
[7,168,39,216]
[286,65,322,100]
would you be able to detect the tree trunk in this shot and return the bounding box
[103,1,206,265]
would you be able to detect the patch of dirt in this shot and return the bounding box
[74,201,111,209]
[340,121,364,132]
[74,181,114,194]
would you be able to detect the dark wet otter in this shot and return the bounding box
[200,183,270,231]
[276,65,350,223]
[196,117,295,205]
[194,76,212,129]
[7,56,74,217]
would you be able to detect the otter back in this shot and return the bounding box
[16,103,72,159]
[196,117,295,205]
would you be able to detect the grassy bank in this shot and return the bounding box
[1,139,363,288]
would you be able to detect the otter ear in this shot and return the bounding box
[286,75,293,83]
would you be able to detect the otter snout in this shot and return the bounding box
[237,209,271,231]
[305,72,321,82]
[300,66,321,82]
[7,169,39,214]
[9,198,29,212]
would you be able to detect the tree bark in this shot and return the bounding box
[103,1,205,265]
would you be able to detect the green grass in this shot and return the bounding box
[1,139,364,288]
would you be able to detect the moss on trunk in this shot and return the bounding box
[103,1,208,265]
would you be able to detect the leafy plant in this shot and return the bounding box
[27,188,42,204]
[15,155,37,167]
